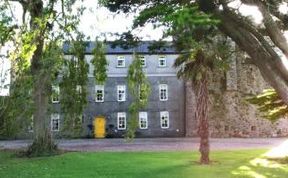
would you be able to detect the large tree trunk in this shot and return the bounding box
[27,74,56,156]
[25,0,56,156]
[194,75,210,164]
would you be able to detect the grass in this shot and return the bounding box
[0,149,287,178]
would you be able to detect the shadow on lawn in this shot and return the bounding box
[231,155,288,178]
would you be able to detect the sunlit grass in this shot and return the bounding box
[264,139,288,158]
[0,149,287,178]
[231,139,288,178]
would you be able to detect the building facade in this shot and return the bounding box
[19,42,288,139]
[49,42,186,138]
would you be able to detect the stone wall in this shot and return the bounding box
[185,51,288,138]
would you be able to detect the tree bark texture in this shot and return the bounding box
[24,0,56,155]
[194,75,210,165]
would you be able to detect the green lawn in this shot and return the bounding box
[0,149,287,178]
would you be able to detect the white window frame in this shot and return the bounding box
[28,115,34,133]
[117,112,126,130]
[51,85,60,103]
[159,84,168,101]
[76,85,82,94]
[95,85,105,102]
[158,56,167,67]
[139,112,148,129]
[51,114,60,131]
[160,111,169,129]
[117,85,126,102]
[117,56,126,67]
[140,56,146,67]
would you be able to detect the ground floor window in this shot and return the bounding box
[51,114,60,131]
[160,111,169,129]
[139,112,148,129]
[117,112,126,130]
[28,115,33,132]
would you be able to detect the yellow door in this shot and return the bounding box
[94,116,106,138]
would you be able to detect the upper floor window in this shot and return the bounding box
[140,56,146,67]
[117,112,126,130]
[76,85,82,94]
[160,111,169,129]
[117,56,125,67]
[139,112,148,129]
[95,85,104,102]
[51,114,60,131]
[51,85,60,103]
[158,56,166,67]
[139,85,145,101]
[159,84,168,101]
[117,85,126,102]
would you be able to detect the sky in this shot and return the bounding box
[1,0,288,96]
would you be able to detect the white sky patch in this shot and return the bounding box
[0,45,11,96]
[279,2,288,14]
[228,0,263,24]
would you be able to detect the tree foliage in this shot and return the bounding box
[59,36,88,137]
[126,53,151,140]
[92,39,108,85]
[102,0,232,164]
[247,89,288,121]
[0,0,97,155]
[102,0,288,119]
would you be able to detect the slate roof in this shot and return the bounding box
[63,41,177,55]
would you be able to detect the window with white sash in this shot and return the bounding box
[158,56,166,67]
[51,114,60,131]
[95,85,104,102]
[117,85,126,102]
[159,84,168,101]
[139,112,148,129]
[51,85,60,103]
[117,112,126,130]
[160,111,169,129]
[117,56,125,67]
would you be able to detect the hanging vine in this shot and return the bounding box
[126,53,151,140]
[59,34,88,138]
[91,39,108,84]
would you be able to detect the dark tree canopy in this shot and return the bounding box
[102,0,288,107]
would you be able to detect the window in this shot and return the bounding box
[140,56,146,67]
[51,114,60,131]
[160,111,169,129]
[117,56,125,67]
[76,85,82,94]
[51,85,60,103]
[139,112,148,129]
[117,112,126,130]
[159,84,168,101]
[73,114,83,127]
[139,85,145,101]
[158,56,166,67]
[117,85,126,102]
[28,115,33,132]
[95,85,104,102]
[72,56,79,68]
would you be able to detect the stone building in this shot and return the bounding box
[185,49,288,137]
[23,41,288,138]
[53,42,185,138]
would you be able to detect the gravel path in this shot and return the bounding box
[0,138,287,152]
